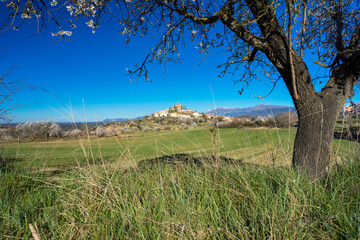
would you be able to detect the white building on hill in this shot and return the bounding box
[154,110,168,118]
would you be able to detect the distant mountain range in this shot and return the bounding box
[207,104,296,117]
[103,118,130,123]
[102,116,144,123]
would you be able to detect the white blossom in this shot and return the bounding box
[49,123,61,137]
[21,11,31,19]
[86,19,94,28]
[50,0,58,6]
[95,126,107,136]
[6,2,16,8]
[156,49,162,57]
[89,5,96,16]
[66,5,74,15]
[63,129,82,138]
[121,27,128,35]
[51,30,72,37]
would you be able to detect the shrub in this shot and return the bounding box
[134,124,142,131]
[142,126,151,132]
[49,123,62,137]
[107,128,118,136]
[180,123,189,130]
[121,126,132,134]
[217,120,242,129]
[63,129,83,138]
[163,125,171,130]
[95,126,107,137]
[0,128,12,141]
[153,127,161,131]
[131,127,138,132]
[2,135,14,141]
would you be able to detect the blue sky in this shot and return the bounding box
[0,5,354,123]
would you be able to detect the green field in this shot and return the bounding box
[1,128,360,239]
[2,128,358,170]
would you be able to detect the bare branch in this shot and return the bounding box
[349,23,360,49]
[286,0,299,101]
[334,1,345,52]
[128,16,187,80]
[171,1,222,25]
[242,48,259,63]
[220,4,268,53]
[300,0,307,58]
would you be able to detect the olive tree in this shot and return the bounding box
[2,0,360,178]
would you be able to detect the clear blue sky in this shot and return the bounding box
[0,5,355,123]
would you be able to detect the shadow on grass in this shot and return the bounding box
[39,156,114,177]
[125,153,244,173]
[0,157,24,171]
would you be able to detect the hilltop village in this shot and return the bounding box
[152,102,235,121]
[91,102,281,136]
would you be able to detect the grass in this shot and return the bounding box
[2,128,359,170]
[2,128,294,168]
[1,128,360,239]
[1,155,360,239]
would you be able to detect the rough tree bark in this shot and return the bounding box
[293,95,344,177]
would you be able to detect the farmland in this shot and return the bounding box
[2,128,358,170]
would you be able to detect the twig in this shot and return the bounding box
[287,1,299,101]
[29,223,41,240]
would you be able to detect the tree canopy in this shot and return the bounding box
[2,0,359,87]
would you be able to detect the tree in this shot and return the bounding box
[2,0,360,178]
[15,121,53,140]
[49,122,62,138]
[95,126,107,136]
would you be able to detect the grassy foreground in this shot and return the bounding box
[1,156,360,239]
[1,128,360,239]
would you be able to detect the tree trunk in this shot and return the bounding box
[292,93,347,178]
[260,30,356,179]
